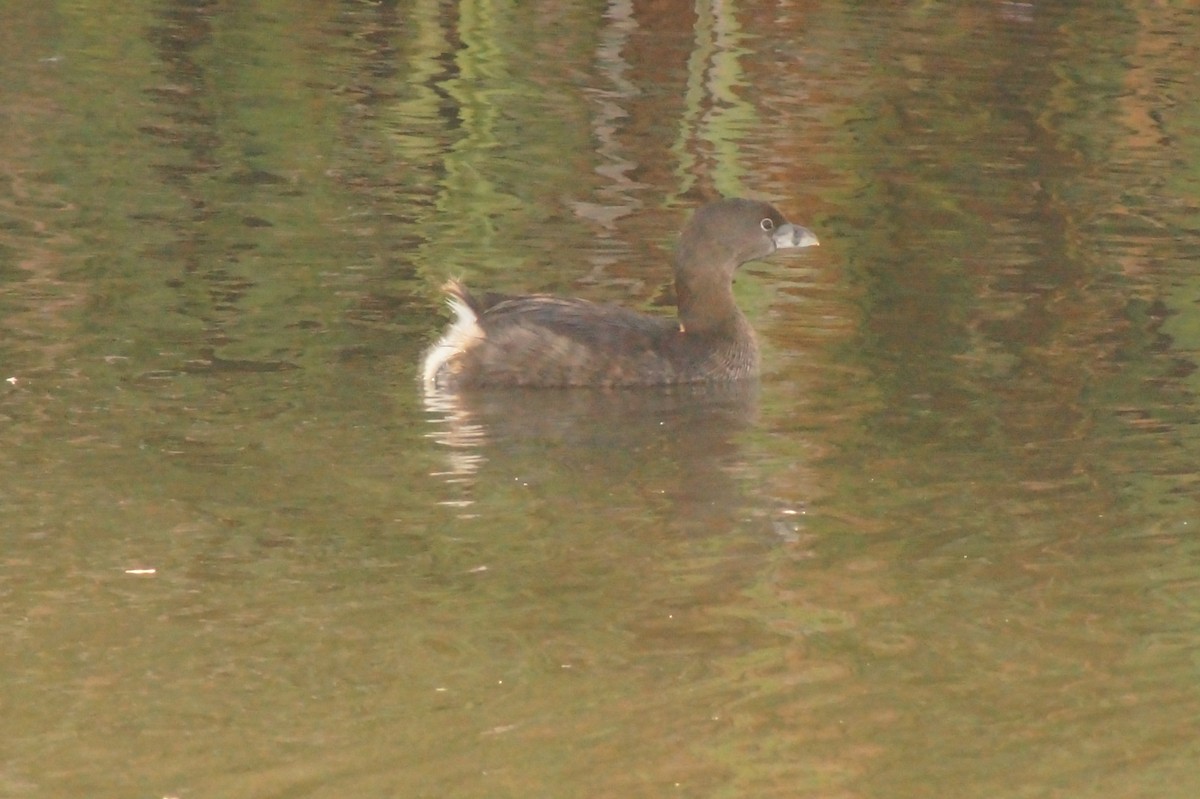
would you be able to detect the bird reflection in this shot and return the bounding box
[423,382,760,533]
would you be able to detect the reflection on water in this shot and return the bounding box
[2,0,1200,797]
[424,381,767,523]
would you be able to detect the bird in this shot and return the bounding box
[422,197,819,389]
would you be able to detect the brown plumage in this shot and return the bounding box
[422,198,818,389]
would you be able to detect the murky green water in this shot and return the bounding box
[3,1,1199,797]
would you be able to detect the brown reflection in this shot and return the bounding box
[424,381,760,535]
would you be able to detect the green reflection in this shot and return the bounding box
[0,2,1198,798]
[673,0,757,200]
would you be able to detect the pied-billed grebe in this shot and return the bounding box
[422,197,819,389]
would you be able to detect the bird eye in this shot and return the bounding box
[760,218,774,231]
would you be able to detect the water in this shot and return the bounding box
[2,1,1199,797]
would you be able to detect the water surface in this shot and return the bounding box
[2,1,1199,797]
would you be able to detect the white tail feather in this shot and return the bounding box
[422,294,483,387]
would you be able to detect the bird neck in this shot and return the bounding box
[674,255,742,335]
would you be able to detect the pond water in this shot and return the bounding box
[2,1,1199,797]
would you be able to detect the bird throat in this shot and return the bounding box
[675,262,741,336]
